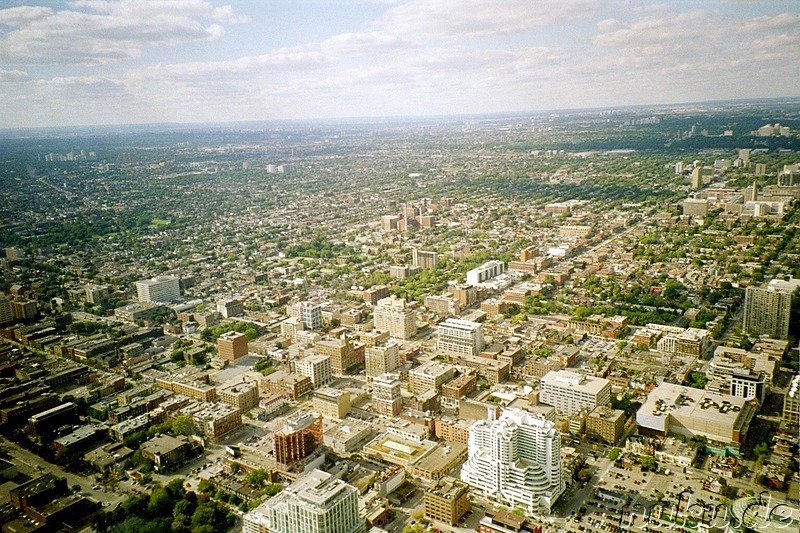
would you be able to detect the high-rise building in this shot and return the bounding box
[373,296,417,340]
[539,370,611,415]
[217,331,248,361]
[0,295,12,325]
[466,260,505,286]
[294,354,332,388]
[412,249,438,269]
[135,276,181,303]
[273,411,324,466]
[437,318,484,357]
[461,408,565,514]
[743,278,800,340]
[364,341,400,379]
[371,373,403,417]
[296,301,324,330]
[243,469,365,533]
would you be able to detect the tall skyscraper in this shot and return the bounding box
[373,296,417,340]
[135,275,181,303]
[243,469,365,533]
[437,318,484,356]
[743,278,800,340]
[461,408,565,514]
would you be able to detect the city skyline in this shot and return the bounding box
[1,0,799,128]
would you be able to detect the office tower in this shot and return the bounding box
[743,278,800,340]
[437,318,484,357]
[461,408,565,514]
[373,296,417,340]
[412,249,438,269]
[371,373,403,417]
[243,469,365,533]
[296,301,324,330]
[539,370,611,415]
[294,354,332,388]
[135,275,181,303]
[216,331,248,361]
[273,411,323,466]
[364,341,400,379]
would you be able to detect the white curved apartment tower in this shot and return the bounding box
[461,408,565,514]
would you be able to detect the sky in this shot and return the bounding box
[0,0,798,128]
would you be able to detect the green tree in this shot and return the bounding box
[245,469,268,488]
[609,447,621,462]
[172,415,195,436]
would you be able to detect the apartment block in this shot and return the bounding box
[409,361,456,394]
[437,318,484,357]
[373,296,417,340]
[539,370,611,415]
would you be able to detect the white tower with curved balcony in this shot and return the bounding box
[460,408,565,514]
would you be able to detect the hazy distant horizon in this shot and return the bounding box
[1,1,799,129]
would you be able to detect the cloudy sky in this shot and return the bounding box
[1,0,798,128]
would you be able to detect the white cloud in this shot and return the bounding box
[0,69,30,82]
[0,1,245,65]
[374,0,599,39]
[0,6,53,25]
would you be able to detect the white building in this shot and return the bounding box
[217,298,244,318]
[437,318,484,357]
[294,354,332,388]
[243,469,365,533]
[135,276,181,303]
[539,370,611,415]
[461,408,565,514]
[296,301,324,330]
[466,260,505,286]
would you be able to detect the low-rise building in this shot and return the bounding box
[312,387,351,419]
[218,381,259,413]
[140,434,192,472]
[424,477,471,526]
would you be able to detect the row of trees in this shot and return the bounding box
[95,478,235,533]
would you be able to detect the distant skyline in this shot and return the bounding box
[1,0,799,129]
